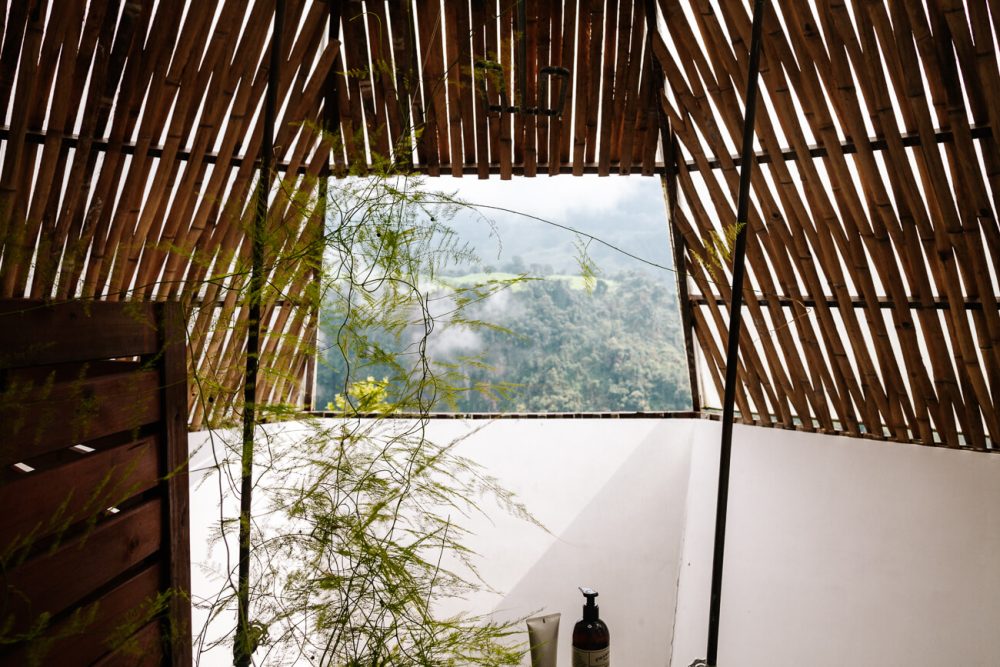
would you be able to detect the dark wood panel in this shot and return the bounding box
[0,368,161,467]
[2,499,162,635]
[0,436,159,554]
[0,301,159,369]
[91,619,165,667]
[154,302,191,667]
[0,564,162,667]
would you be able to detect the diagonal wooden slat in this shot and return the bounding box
[0,0,995,448]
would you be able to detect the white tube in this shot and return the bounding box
[526,612,561,667]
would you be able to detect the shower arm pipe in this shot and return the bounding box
[705,0,768,665]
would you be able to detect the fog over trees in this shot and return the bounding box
[316,176,691,413]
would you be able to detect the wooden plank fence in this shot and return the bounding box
[0,300,190,666]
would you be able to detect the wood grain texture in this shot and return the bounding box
[0,1,997,449]
[0,300,191,664]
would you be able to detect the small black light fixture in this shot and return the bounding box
[474,0,570,117]
[475,61,569,116]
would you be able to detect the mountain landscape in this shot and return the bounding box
[316,176,692,413]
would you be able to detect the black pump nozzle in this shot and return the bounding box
[579,586,599,621]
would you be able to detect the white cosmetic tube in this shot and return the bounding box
[526,612,561,667]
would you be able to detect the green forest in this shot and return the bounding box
[315,267,692,413]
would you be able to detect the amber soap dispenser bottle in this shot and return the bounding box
[572,587,610,666]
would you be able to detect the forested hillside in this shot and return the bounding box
[316,269,692,413]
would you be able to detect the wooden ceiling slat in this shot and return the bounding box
[678,204,759,419]
[606,0,632,167]
[637,34,658,175]
[537,0,552,169]
[557,0,577,170]
[254,132,330,408]
[51,4,129,300]
[927,1,1000,412]
[617,0,644,174]
[471,0,491,178]
[892,0,999,444]
[769,0,917,440]
[674,157,781,423]
[498,1,514,179]
[340,10,371,173]
[0,1,996,444]
[583,0,603,166]
[443,2,465,176]
[98,0,207,299]
[153,0,283,302]
[735,5,900,437]
[596,0,618,176]
[571,0,593,174]
[547,0,566,175]
[654,24,797,426]
[512,1,526,169]
[481,0,503,171]
[367,2,405,164]
[668,4,846,431]
[186,23,339,333]
[386,0,416,168]
[73,0,157,300]
[416,0,445,175]
[739,123,865,432]
[344,6,389,159]
[837,3,963,443]
[454,1,478,173]
[37,2,110,293]
[0,1,29,125]
[0,2,48,292]
[185,38,330,402]
[118,0,229,301]
[135,0,264,300]
[523,0,539,176]
[691,298,750,418]
[814,1,941,443]
[21,2,85,298]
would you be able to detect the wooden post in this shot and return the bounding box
[155,301,192,667]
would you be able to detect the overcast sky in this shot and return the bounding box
[424,174,676,277]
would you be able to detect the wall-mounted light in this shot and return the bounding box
[474,0,570,118]
[474,60,570,117]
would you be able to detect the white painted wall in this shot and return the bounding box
[188,419,695,667]
[188,418,1000,666]
[428,418,695,667]
[671,421,1000,667]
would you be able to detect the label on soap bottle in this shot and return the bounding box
[572,647,610,666]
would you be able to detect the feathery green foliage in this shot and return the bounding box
[194,158,537,665]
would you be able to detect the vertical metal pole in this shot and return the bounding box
[235,2,283,665]
[705,0,768,664]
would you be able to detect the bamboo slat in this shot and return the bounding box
[0,0,996,448]
[471,0,492,178]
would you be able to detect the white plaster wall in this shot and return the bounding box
[189,418,1000,667]
[670,421,1000,667]
[188,419,696,667]
[429,418,695,667]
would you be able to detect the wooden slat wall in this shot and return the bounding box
[653,0,1000,450]
[0,1,656,428]
[0,300,190,666]
[0,1,342,428]
[0,1,996,451]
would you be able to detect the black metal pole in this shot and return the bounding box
[705,0,768,665]
[235,2,283,665]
